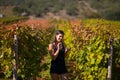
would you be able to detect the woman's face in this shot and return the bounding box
[56,34,64,42]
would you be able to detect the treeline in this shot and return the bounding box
[87,0,120,20]
[0,0,120,20]
[12,0,79,16]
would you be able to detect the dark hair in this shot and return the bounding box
[52,30,64,43]
[56,30,64,35]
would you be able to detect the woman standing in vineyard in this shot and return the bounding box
[48,30,70,80]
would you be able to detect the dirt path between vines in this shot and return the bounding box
[1,18,53,31]
[1,18,82,31]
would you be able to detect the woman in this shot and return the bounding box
[48,30,70,80]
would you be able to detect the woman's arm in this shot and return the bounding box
[48,43,61,60]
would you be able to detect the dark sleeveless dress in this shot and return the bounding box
[50,44,68,74]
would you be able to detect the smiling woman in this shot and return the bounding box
[48,30,71,80]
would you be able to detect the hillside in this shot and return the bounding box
[0,0,120,20]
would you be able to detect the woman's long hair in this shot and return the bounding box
[52,30,64,44]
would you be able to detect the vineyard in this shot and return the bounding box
[0,18,120,80]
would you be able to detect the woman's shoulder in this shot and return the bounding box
[49,43,55,48]
[49,43,53,47]
[48,43,53,51]
[49,43,56,51]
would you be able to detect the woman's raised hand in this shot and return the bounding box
[57,42,62,50]
[65,47,71,53]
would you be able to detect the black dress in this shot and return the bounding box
[50,44,68,74]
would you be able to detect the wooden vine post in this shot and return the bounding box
[107,37,114,80]
[13,24,18,80]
